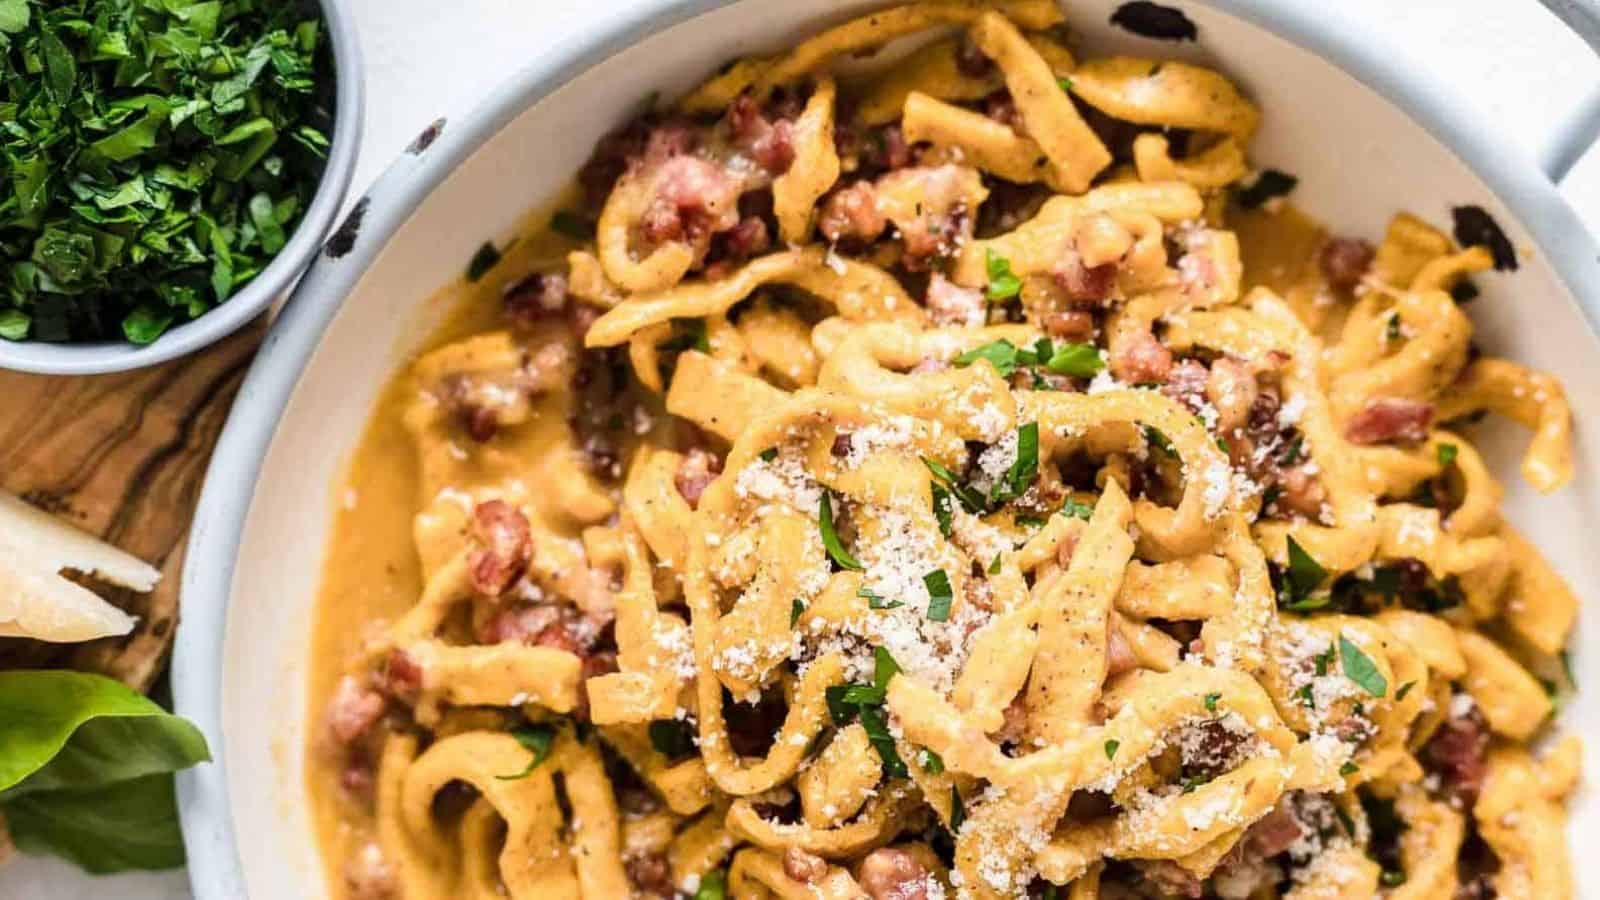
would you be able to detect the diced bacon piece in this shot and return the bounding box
[468,499,533,597]
[983,91,1025,135]
[818,181,886,244]
[674,447,723,509]
[1043,310,1095,342]
[326,675,386,745]
[1274,464,1327,519]
[1245,802,1302,857]
[641,156,742,247]
[1106,624,1137,678]
[1051,254,1118,304]
[1112,331,1173,384]
[1134,860,1203,899]
[857,848,932,900]
[502,272,570,329]
[1319,237,1374,290]
[1344,398,1433,445]
[339,759,375,802]
[726,93,796,175]
[625,852,673,896]
[378,648,424,702]
[925,274,987,328]
[784,848,829,884]
[1162,359,1210,413]
[1422,701,1489,805]
[955,36,993,77]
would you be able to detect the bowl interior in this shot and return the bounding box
[0,0,362,377]
[212,1,1600,896]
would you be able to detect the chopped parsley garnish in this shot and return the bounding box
[1044,342,1104,377]
[791,598,804,627]
[949,784,966,830]
[931,483,955,537]
[859,586,902,610]
[1058,76,1074,93]
[0,1,335,344]
[874,646,902,686]
[663,317,711,353]
[1313,644,1335,677]
[1203,692,1220,712]
[1385,312,1402,343]
[1277,535,1329,611]
[1437,443,1458,467]
[1104,739,1120,760]
[955,339,1024,377]
[1237,168,1298,210]
[694,868,727,900]
[466,241,502,282]
[1339,760,1360,776]
[759,447,778,462]
[495,724,556,780]
[1179,773,1211,793]
[984,248,1022,301]
[1142,425,1178,459]
[989,552,1003,575]
[921,748,945,774]
[550,210,595,240]
[991,422,1040,505]
[1339,633,1388,697]
[924,569,953,622]
[1278,435,1304,465]
[1380,870,1407,887]
[1061,496,1094,520]
[1295,683,1315,707]
[860,705,908,777]
[648,720,696,759]
[819,491,863,571]
[923,457,986,514]
[1395,680,1416,701]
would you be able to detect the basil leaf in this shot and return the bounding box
[859,586,902,610]
[1339,634,1388,697]
[0,671,209,798]
[924,569,953,622]
[4,773,185,874]
[999,422,1039,503]
[873,646,901,689]
[0,0,29,33]
[984,248,1022,301]
[819,491,863,571]
[1283,535,1327,605]
[1103,739,1119,759]
[922,457,986,514]
[495,724,556,780]
[857,705,908,777]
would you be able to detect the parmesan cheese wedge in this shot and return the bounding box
[0,491,156,643]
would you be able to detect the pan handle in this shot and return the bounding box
[1535,0,1600,182]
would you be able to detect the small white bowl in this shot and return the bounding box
[0,0,364,376]
[174,1,1600,897]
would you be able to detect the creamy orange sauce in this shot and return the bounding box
[305,212,578,898]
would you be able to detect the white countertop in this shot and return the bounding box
[4,0,1596,897]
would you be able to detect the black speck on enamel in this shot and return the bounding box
[1451,205,1517,271]
[1110,2,1199,41]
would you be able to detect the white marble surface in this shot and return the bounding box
[3,0,1596,897]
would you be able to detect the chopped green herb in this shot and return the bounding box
[984,248,1022,301]
[663,318,711,353]
[1237,169,1298,210]
[1061,496,1094,520]
[991,422,1040,505]
[0,2,333,344]
[924,569,953,622]
[1142,425,1178,459]
[495,724,556,780]
[1560,649,1575,686]
[819,492,863,571]
[874,646,902,688]
[955,339,1022,377]
[923,457,986,514]
[791,598,805,627]
[858,705,908,777]
[1278,535,1328,610]
[759,447,778,462]
[1203,692,1220,712]
[466,241,502,281]
[1104,739,1120,760]
[1314,644,1336,677]
[694,868,727,900]
[1386,313,1402,343]
[550,210,595,240]
[1295,684,1315,707]
[1179,774,1210,793]
[1278,435,1304,466]
[921,748,945,774]
[1057,76,1075,93]
[931,483,955,538]
[1339,633,1388,697]
[1395,680,1416,701]
[1437,443,1458,467]
[859,586,903,610]
[1044,342,1104,378]
[989,552,1003,575]
[1380,870,1407,887]
[949,784,966,830]
[1333,804,1357,837]
[648,720,696,759]
[1339,760,1360,776]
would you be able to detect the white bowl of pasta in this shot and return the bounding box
[173,1,1600,898]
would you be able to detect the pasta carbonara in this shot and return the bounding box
[310,3,1582,898]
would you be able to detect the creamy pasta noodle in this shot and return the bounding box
[308,3,1583,898]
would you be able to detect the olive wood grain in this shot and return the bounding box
[0,320,266,690]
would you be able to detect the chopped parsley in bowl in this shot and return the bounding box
[0,0,339,347]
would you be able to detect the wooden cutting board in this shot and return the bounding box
[0,320,267,691]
